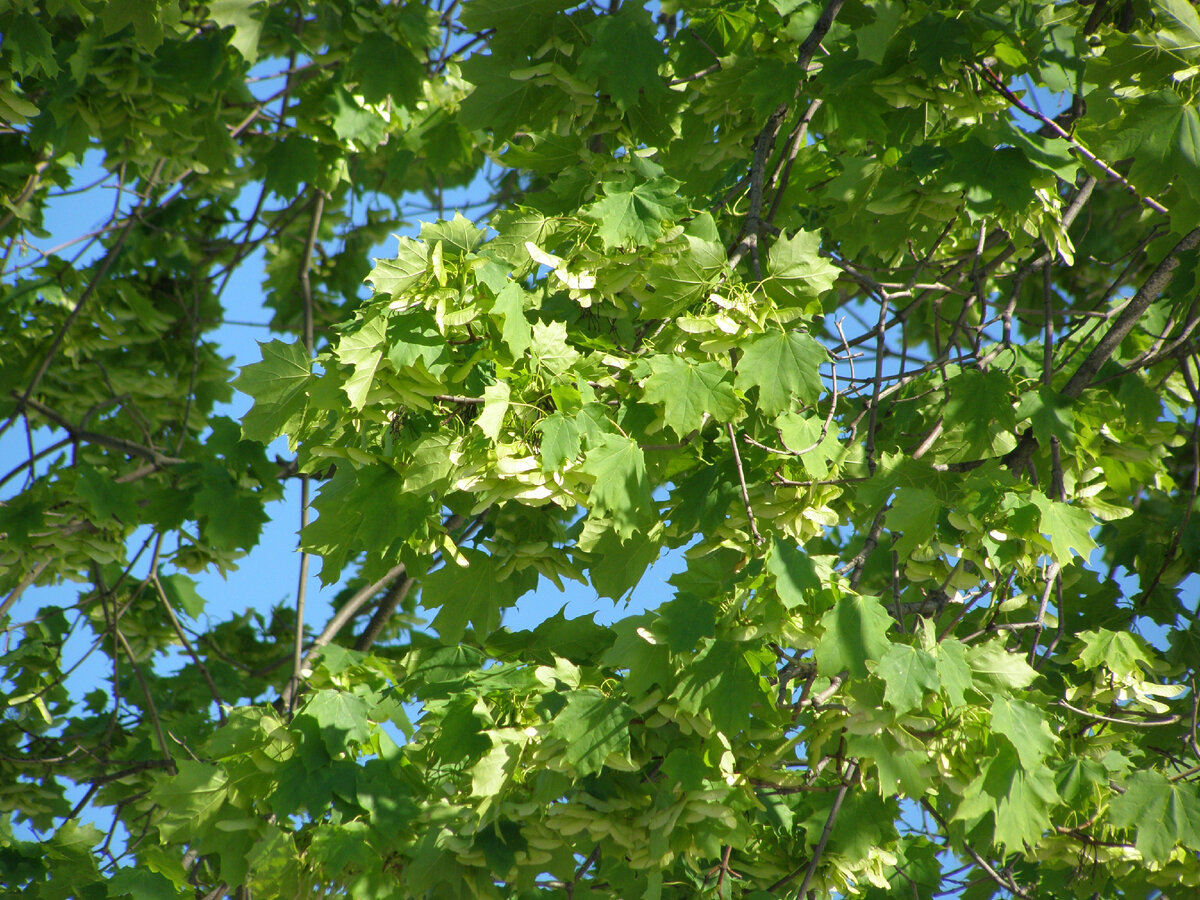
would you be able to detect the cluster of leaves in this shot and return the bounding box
[3,0,1200,898]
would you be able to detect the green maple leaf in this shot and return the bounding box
[814,593,892,679]
[580,434,654,539]
[642,234,727,317]
[263,135,322,199]
[310,823,378,879]
[944,140,1041,215]
[475,382,510,441]
[421,213,488,258]
[1096,90,1200,188]
[468,743,513,803]
[6,14,58,78]
[643,355,740,437]
[103,0,165,50]
[766,229,838,300]
[159,574,206,618]
[348,32,423,106]
[1055,757,1108,806]
[1110,771,1200,864]
[535,411,581,471]
[942,369,1015,458]
[327,88,387,148]
[208,0,264,61]
[335,314,387,410]
[774,411,843,478]
[991,697,1057,769]
[458,55,553,141]
[194,465,268,551]
[425,548,538,642]
[489,282,533,359]
[670,640,763,735]
[301,690,372,754]
[734,330,827,416]
[108,868,178,900]
[846,731,929,797]
[387,309,448,373]
[1029,492,1099,563]
[530,320,581,375]
[1158,0,1200,52]
[577,7,667,112]
[765,538,821,610]
[1077,628,1154,679]
[368,237,429,298]
[966,638,1039,692]
[548,689,635,775]
[302,466,434,584]
[234,340,312,443]
[978,745,1059,853]
[584,175,686,250]
[149,761,228,841]
[585,525,661,600]
[76,469,139,524]
[657,596,717,652]
[458,0,575,38]
[935,638,974,707]
[877,643,939,714]
[1016,386,1076,449]
[888,486,940,558]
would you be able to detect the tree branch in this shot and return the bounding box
[0,159,167,444]
[13,394,185,468]
[1007,226,1200,474]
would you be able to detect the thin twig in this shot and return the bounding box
[1057,699,1181,727]
[12,394,185,468]
[727,422,764,545]
[1138,382,1200,608]
[150,569,227,725]
[1028,561,1061,667]
[1008,227,1200,473]
[922,801,1030,897]
[114,628,175,774]
[286,188,325,714]
[0,559,51,622]
[354,513,471,651]
[975,65,1166,215]
[768,762,857,895]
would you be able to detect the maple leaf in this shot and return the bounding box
[577,7,667,111]
[1029,491,1099,563]
[580,434,655,539]
[1110,771,1200,864]
[814,593,892,678]
[643,355,740,437]
[234,340,312,443]
[425,548,538,642]
[991,696,1058,769]
[548,689,635,774]
[877,643,940,714]
[584,175,686,250]
[536,411,581,471]
[334,314,387,410]
[734,330,827,416]
[765,229,839,301]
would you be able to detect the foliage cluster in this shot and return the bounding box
[3,0,1200,897]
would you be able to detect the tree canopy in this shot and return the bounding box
[3,0,1200,897]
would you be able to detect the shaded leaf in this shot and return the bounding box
[815,594,892,679]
